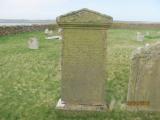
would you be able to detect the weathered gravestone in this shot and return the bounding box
[136,32,144,42]
[56,8,113,111]
[28,37,39,49]
[145,31,150,36]
[127,42,160,111]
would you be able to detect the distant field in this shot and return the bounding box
[0,29,160,120]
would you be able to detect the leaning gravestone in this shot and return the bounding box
[56,8,113,111]
[127,42,160,111]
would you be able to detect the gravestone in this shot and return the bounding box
[127,42,160,111]
[136,32,144,42]
[28,37,39,49]
[44,29,53,37]
[145,31,150,36]
[56,8,113,111]
[45,28,62,40]
[44,28,49,34]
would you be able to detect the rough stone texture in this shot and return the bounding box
[136,32,144,42]
[0,24,57,36]
[56,8,113,111]
[28,37,39,49]
[111,22,160,29]
[127,42,160,111]
[57,8,113,28]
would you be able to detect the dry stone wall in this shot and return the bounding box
[1,22,160,36]
[112,22,160,29]
[0,24,58,36]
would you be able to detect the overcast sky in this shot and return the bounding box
[0,0,160,22]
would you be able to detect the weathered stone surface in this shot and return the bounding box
[57,8,113,28]
[28,37,39,49]
[127,42,160,111]
[136,32,144,42]
[56,8,113,111]
[44,29,53,37]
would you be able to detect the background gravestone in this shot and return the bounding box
[28,37,39,49]
[136,32,144,42]
[127,42,160,111]
[56,8,113,111]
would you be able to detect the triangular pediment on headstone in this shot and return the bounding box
[56,8,113,27]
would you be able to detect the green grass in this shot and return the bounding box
[0,29,160,120]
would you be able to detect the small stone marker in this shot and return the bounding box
[44,28,49,34]
[44,29,53,37]
[136,32,144,41]
[28,37,39,49]
[157,31,160,34]
[56,8,113,111]
[45,28,62,40]
[145,31,150,36]
[127,42,160,111]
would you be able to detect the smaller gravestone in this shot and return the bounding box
[28,37,39,49]
[44,29,53,37]
[145,32,150,36]
[157,31,160,35]
[44,28,62,40]
[136,32,144,41]
[127,42,160,111]
[44,28,49,34]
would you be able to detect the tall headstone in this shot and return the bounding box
[56,8,113,111]
[127,42,160,111]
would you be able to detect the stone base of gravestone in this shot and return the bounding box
[56,105,107,118]
[56,99,108,112]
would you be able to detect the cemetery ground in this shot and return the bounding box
[0,29,160,120]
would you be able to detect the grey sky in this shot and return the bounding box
[0,0,160,22]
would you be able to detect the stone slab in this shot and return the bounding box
[127,42,160,111]
[56,99,108,112]
[56,8,113,112]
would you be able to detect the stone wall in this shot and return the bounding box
[0,22,160,36]
[0,24,58,36]
[112,22,160,29]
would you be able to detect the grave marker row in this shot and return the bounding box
[53,8,160,112]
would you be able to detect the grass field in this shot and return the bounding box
[0,29,160,120]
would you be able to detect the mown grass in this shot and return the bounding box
[0,29,160,120]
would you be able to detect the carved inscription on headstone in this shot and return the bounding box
[62,29,107,105]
